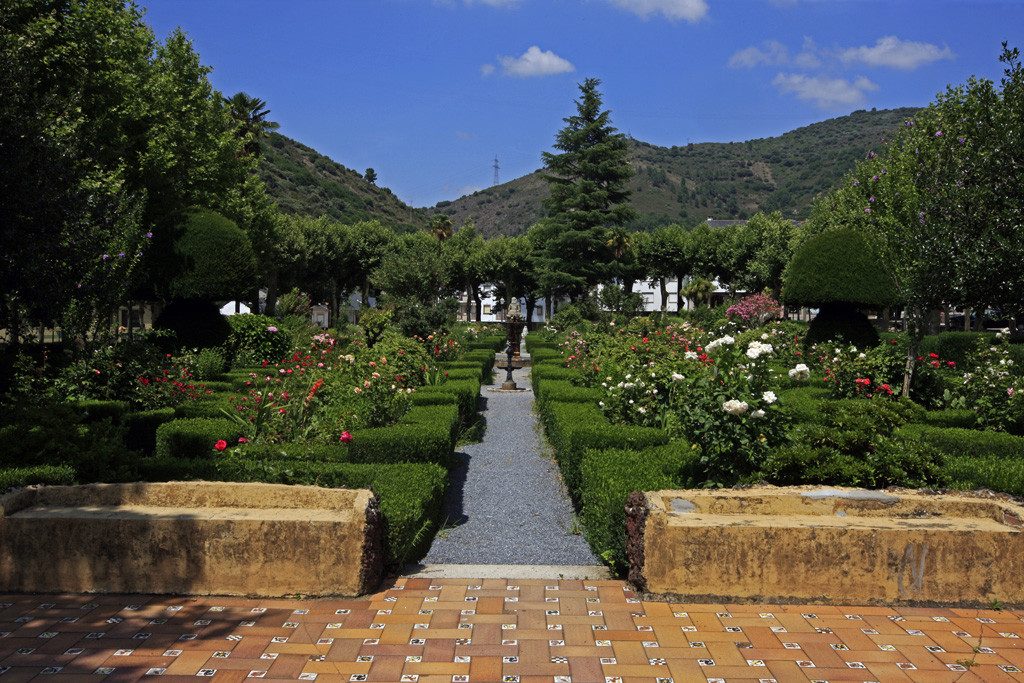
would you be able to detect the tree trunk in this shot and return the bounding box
[964,309,971,332]
[659,277,667,315]
[265,268,279,317]
[902,308,926,398]
[525,293,537,327]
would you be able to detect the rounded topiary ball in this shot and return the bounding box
[804,302,881,349]
[782,228,897,308]
[151,207,257,301]
[153,298,231,351]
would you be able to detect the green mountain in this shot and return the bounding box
[429,107,922,237]
[258,132,429,232]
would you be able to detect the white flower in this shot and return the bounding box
[762,391,777,404]
[598,401,605,407]
[624,382,635,389]
[858,353,866,359]
[722,399,748,415]
[746,341,773,360]
[751,409,766,418]
[638,406,646,414]
[705,335,736,352]
[625,374,632,380]
[761,333,770,340]
[788,363,810,381]
[671,372,684,382]
[684,351,698,361]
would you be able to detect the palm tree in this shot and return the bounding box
[223,91,279,157]
[429,214,454,243]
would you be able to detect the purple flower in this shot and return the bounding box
[869,196,876,202]
[872,175,879,180]
[102,254,109,260]
[145,232,153,238]
[935,131,943,137]
[853,180,860,186]
[864,207,871,213]
[868,152,876,159]
[118,252,125,258]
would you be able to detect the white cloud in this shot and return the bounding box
[793,36,821,69]
[839,36,955,70]
[498,46,575,78]
[455,130,478,141]
[606,0,708,22]
[772,72,879,109]
[480,63,496,77]
[728,40,789,69]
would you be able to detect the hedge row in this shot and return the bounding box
[0,464,77,491]
[535,380,603,409]
[413,380,479,427]
[154,403,460,467]
[137,455,447,567]
[540,401,671,500]
[579,443,697,570]
[530,362,581,396]
[899,423,1024,461]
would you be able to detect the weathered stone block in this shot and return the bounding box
[0,482,382,597]
[629,485,1024,606]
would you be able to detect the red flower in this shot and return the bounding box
[214,440,228,451]
[340,431,354,444]
[929,353,940,359]
[948,361,956,367]
[238,437,248,443]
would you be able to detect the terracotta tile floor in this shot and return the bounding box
[2,579,1022,682]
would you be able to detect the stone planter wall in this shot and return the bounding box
[0,481,383,597]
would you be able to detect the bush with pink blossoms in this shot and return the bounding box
[726,293,783,329]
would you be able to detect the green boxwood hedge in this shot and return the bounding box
[173,393,238,419]
[942,454,1024,497]
[535,380,603,410]
[123,407,177,454]
[579,443,697,570]
[542,401,671,499]
[0,464,77,491]
[531,362,580,395]
[899,424,1024,460]
[413,380,479,426]
[137,455,447,567]
[155,417,246,459]
[73,400,129,424]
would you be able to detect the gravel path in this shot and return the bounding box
[422,364,601,566]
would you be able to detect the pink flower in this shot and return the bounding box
[214,440,228,452]
[340,431,353,444]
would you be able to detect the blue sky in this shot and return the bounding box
[141,0,1022,209]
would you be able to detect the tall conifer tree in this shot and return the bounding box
[538,78,635,302]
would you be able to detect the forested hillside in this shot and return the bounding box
[431,107,921,237]
[258,133,429,232]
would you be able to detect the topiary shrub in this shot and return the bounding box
[149,207,257,302]
[154,298,232,351]
[783,229,898,348]
[805,302,881,348]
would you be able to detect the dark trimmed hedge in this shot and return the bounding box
[779,385,830,424]
[123,407,177,453]
[524,335,558,354]
[0,464,77,491]
[531,362,581,395]
[461,349,496,378]
[918,409,976,429]
[412,380,479,426]
[942,454,1024,497]
[542,401,671,499]
[73,400,129,424]
[899,424,1024,461]
[347,404,460,467]
[535,379,603,409]
[172,392,237,419]
[579,443,697,570]
[155,417,246,459]
[136,455,447,567]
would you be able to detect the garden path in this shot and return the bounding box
[421,362,601,566]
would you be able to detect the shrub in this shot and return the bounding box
[149,207,257,302]
[542,401,670,500]
[155,417,246,459]
[782,229,897,309]
[192,347,227,380]
[226,314,293,366]
[942,455,1024,497]
[898,424,1024,461]
[276,288,313,319]
[73,400,129,424]
[579,443,698,570]
[535,380,603,409]
[412,380,479,427]
[123,407,176,454]
[154,298,232,351]
[0,464,77,491]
